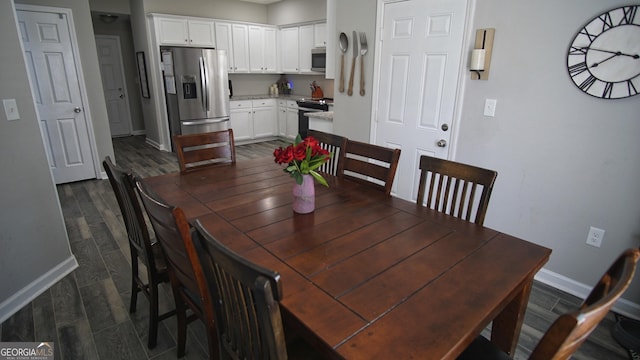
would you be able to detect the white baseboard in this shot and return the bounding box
[0,256,78,323]
[145,137,166,151]
[535,267,640,320]
[131,129,146,136]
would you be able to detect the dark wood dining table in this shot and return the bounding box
[143,157,551,359]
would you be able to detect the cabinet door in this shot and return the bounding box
[248,26,265,72]
[280,27,299,73]
[187,20,215,47]
[314,23,327,48]
[298,25,314,73]
[230,101,252,141]
[215,22,234,72]
[278,107,287,137]
[158,17,188,45]
[286,107,299,139]
[263,28,278,72]
[231,24,249,73]
[253,106,276,138]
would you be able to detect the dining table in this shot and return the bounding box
[142,157,551,359]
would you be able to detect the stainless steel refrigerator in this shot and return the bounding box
[161,47,230,141]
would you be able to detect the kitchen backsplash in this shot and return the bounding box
[229,73,334,98]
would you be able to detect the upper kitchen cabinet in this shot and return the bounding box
[280,23,324,74]
[215,22,249,73]
[314,23,326,48]
[155,15,215,47]
[248,26,277,73]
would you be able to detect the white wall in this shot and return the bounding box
[0,0,77,322]
[143,0,268,23]
[267,0,326,25]
[333,0,640,311]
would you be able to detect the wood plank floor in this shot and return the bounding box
[1,136,630,360]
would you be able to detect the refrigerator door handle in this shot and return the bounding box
[202,56,210,112]
[199,56,207,112]
[181,117,229,126]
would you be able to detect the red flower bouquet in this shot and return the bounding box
[274,134,332,186]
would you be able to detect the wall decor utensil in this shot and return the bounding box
[359,32,368,96]
[347,30,358,96]
[338,32,348,93]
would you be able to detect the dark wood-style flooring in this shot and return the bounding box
[1,136,630,360]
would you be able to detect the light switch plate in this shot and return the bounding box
[484,99,497,117]
[3,99,20,121]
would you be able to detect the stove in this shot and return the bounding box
[296,98,332,137]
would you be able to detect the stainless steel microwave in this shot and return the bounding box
[311,48,326,72]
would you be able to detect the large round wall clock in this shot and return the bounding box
[567,5,640,99]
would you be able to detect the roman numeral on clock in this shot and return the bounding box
[569,62,588,76]
[620,6,638,25]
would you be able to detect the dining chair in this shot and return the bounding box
[416,155,497,226]
[192,220,324,360]
[135,179,219,358]
[457,248,640,360]
[307,129,347,176]
[102,157,174,349]
[339,139,401,195]
[173,129,236,174]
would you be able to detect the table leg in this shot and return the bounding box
[490,276,534,356]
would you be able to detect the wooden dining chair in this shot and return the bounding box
[307,129,347,176]
[416,155,497,226]
[135,179,219,359]
[173,129,236,173]
[339,139,401,195]
[102,157,174,349]
[457,248,640,360]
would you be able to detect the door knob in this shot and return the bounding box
[437,139,447,147]
[119,94,124,99]
[74,107,82,113]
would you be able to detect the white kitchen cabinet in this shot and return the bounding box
[280,27,299,73]
[314,23,327,48]
[214,22,249,73]
[286,100,299,140]
[277,100,287,137]
[252,99,277,138]
[280,23,324,74]
[231,24,250,73]
[230,100,252,141]
[156,16,215,47]
[215,22,234,72]
[231,99,277,142]
[248,26,278,73]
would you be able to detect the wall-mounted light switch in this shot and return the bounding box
[3,99,20,121]
[484,98,497,117]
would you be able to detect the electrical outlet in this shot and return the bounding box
[586,226,605,248]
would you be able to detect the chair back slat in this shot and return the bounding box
[417,155,497,225]
[308,129,347,176]
[530,248,640,360]
[173,129,236,173]
[340,139,401,195]
[193,220,288,360]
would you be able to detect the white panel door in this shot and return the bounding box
[95,35,131,137]
[18,8,96,184]
[374,0,467,200]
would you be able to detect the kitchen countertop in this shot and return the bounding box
[229,94,306,101]
[305,111,333,120]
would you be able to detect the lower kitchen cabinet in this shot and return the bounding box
[278,99,299,140]
[230,99,277,142]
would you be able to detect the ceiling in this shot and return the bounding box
[236,0,282,4]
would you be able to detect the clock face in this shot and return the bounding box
[567,5,640,99]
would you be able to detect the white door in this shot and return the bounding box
[374,0,468,200]
[17,7,96,184]
[95,35,132,137]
